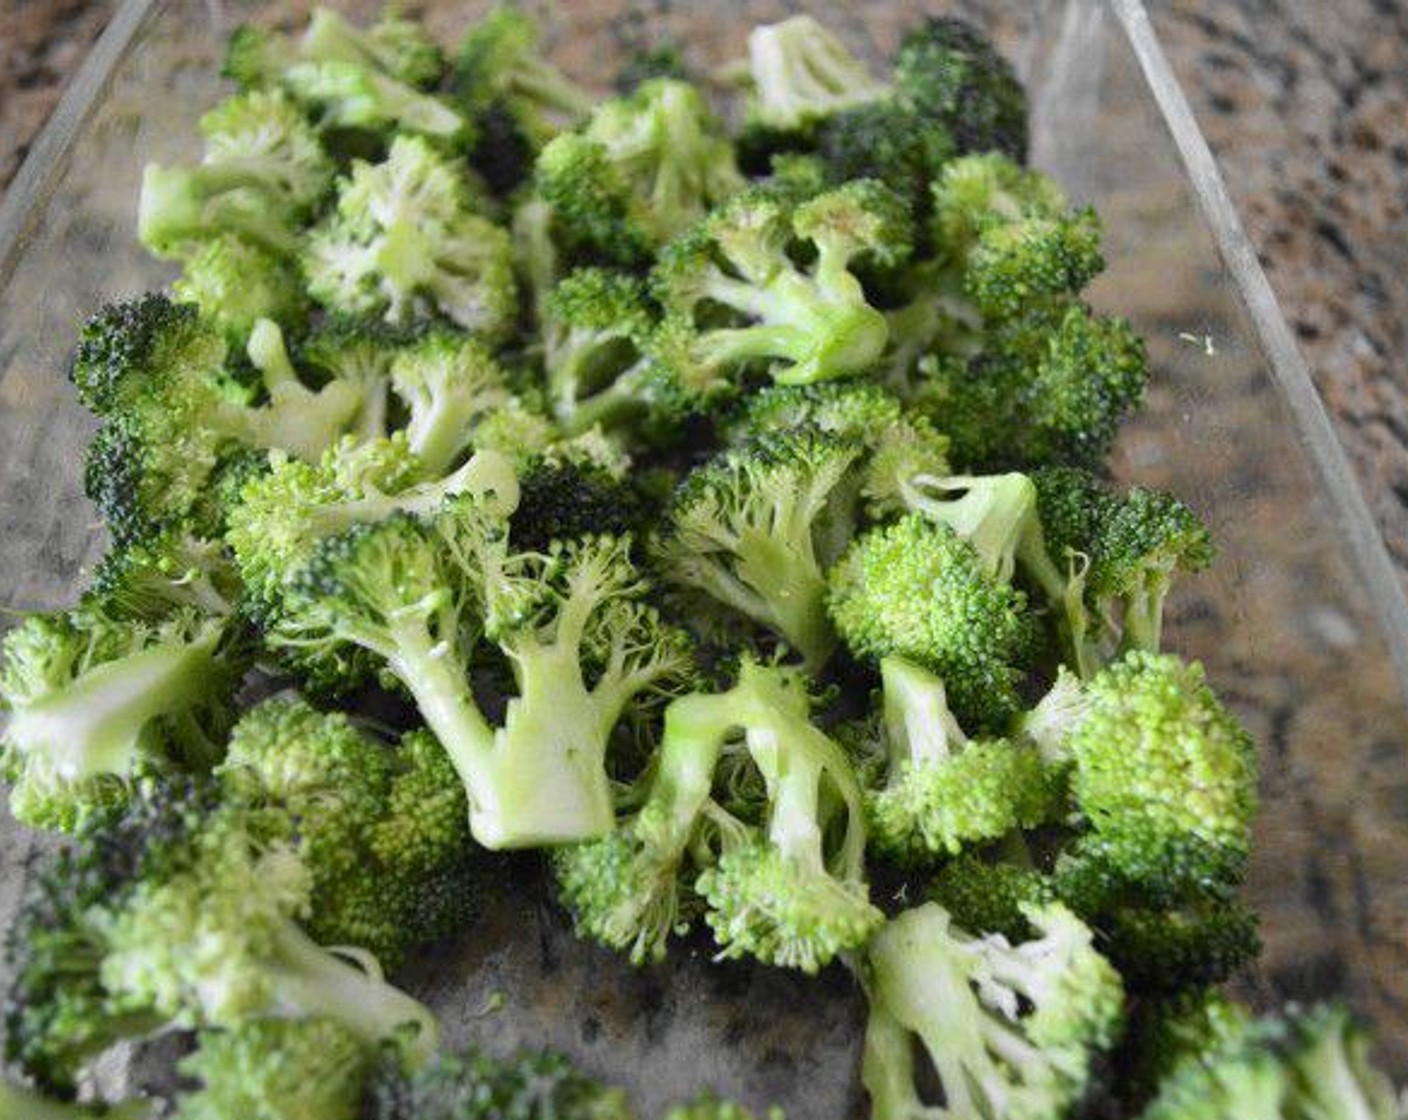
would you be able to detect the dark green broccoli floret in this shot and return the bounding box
[85,526,242,623]
[616,44,689,92]
[0,605,241,832]
[138,89,332,261]
[894,16,1028,161]
[650,182,905,389]
[653,430,863,670]
[511,458,642,552]
[1119,988,1254,1108]
[557,659,881,972]
[174,1018,372,1120]
[860,656,1059,864]
[365,1044,633,1120]
[926,850,1055,940]
[815,100,954,223]
[536,79,743,266]
[217,697,474,967]
[828,514,1038,730]
[304,136,517,338]
[861,901,1123,1120]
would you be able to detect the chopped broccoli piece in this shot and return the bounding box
[649,182,903,388]
[654,429,862,670]
[742,16,888,132]
[174,1018,371,1120]
[85,527,241,623]
[927,850,1055,941]
[304,136,517,337]
[225,7,443,90]
[616,44,689,92]
[284,60,466,141]
[172,234,310,345]
[828,514,1038,730]
[861,656,1058,864]
[894,17,1028,161]
[815,99,954,222]
[511,457,642,552]
[389,331,514,476]
[217,697,474,966]
[0,605,240,832]
[862,901,1123,1120]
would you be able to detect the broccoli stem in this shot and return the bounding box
[0,1081,150,1120]
[732,534,835,670]
[264,920,438,1064]
[5,630,222,784]
[1120,575,1169,654]
[879,656,965,769]
[510,58,595,120]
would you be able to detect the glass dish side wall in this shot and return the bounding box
[0,0,1405,1109]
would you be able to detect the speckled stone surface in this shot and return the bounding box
[4,1,1405,581]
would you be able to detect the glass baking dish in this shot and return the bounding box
[2,0,1407,1111]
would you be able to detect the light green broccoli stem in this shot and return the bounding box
[731,531,836,671]
[137,164,300,258]
[5,629,222,786]
[1119,569,1173,654]
[263,920,438,1065]
[0,1081,150,1120]
[880,656,967,770]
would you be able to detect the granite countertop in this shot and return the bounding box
[3,0,1406,577]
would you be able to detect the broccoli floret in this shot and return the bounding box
[929,153,1066,265]
[0,606,241,832]
[72,298,365,541]
[172,234,310,345]
[862,901,1123,1120]
[453,8,595,141]
[964,208,1103,322]
[654,430,862,669]
[174,1018,371,1120]
[138,89,332,260]
[650,183,904,388]
[560,659,879,971]
[927,851,1055,940]
[226,7,443,90]
[511,458,642,553]
[815,100,954,223]
[298,315,420,440]
[861,657,1058,864]
[1120,988,1254,1108]
[304,136,517,338]
[0,1080,148,1119]
[3,786,436,1094]
[271,495,692,847]
[388,331,513,476]
[284,60,466,141]
[217,697,474,967]
[616,44,689,92]
[828,514,1038,730]
[85,527,242,623]
[742,16,888,133]
[1140,1005,1400,1120]
[536,79,743,265]
[1063,651,1257,893]
[894,17,1028,162]
[365,1045,633,1120]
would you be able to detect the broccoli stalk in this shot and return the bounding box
[454,7,595,135]
[862,901,1123,1120]
[388,333,512,477]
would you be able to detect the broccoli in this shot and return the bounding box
[927,850,1055,941]
[3,786,436,1095]
[388,331,513,476]
[298,314,421,441]
[511,456,643,553]
[662,1097,782,1120]
[0,1081,148,1119]
[649,182,905,388]
[557,659,881,972]
[1119,988,1254,1108]
[0,605,241,832]
[217,697,474,966]
[861,656,1058,864]
[1139,1005,1401,1120]
[283,61,466,141]
[72,297,364,541]
[85,526,242,622]
[536,78,744,265]
[894,16,1029,161]
[364,1044,633,1120]
[814,99,954,223]
[138,88,332,260]
[862,901,1123,1120]
[172,234,310,345]
[616,44,689,92]
[226,7,444,90]
[174,1018,372,1120]
[304,136,517,337]
[271,494,692,847]
[741,16,888,134]
[828,513,1038,730]
[653,429,863,670]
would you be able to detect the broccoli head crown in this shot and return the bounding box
[173,234,311,345]
[863,657,1059,864]
[894,16,1028,162]
[304,136,517,339]
[1066,651,1257,892]
[743,15,889,132]
[654,428,862,670]
[365,1045,633,1120]
[816,99,955,221]
[197,87,334,213]
[828,514,1037,731]
[217,697,472,966]
[453,7,594,131]
[927,852,1056,942]
[965,208,1104,321]
[862,901,1123,1120]
[537,79,744,264]
[85,525,241,624]
[0,605,238,833]
[174,1018,372,1120]
[69,295,214,418]
[299,6,445,89]
[929,153,1066,265]
[1140,1004,1400,1120]
[648,182,900,388]
[511,458,643,552]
